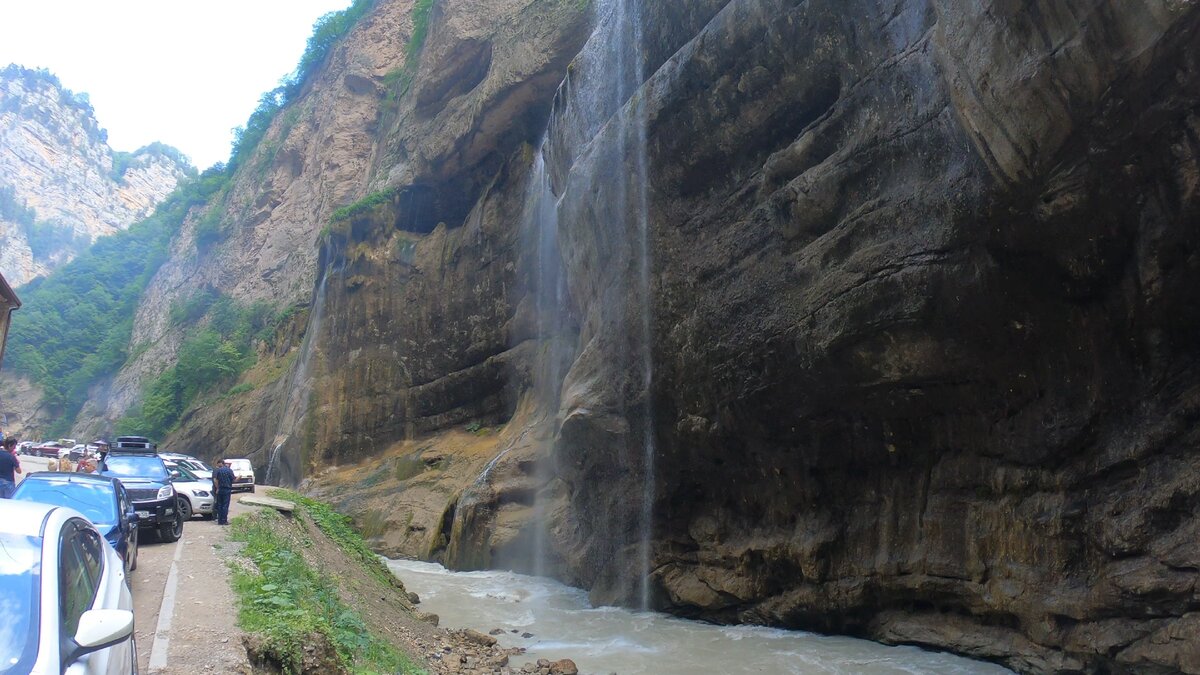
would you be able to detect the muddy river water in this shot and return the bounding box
[386,559,1012,674]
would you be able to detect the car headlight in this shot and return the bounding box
[157,485,175,500]
[191,489,211,497]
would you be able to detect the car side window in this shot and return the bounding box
[118,488,130,519]
[59,520,104,638]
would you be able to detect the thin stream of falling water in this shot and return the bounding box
[265,259,331,485]
[613,0,656,613]
[540,0,657,607]
[529,147,564,577]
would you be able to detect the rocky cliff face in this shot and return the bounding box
[87,0,1200,672]
[0,65,189,286]
[540,1,1200,672]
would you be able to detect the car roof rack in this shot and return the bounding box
[110,436,157,452]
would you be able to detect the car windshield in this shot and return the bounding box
[12,480,118,528]
[173,465,199,481]
[0,533,42,674]
[229,460,252,471]
[103,455,169,481]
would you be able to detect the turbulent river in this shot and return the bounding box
[386,560,1012,674]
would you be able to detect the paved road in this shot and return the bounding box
[15,454,57,477]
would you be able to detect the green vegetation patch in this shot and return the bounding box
[116,293,280,438]
[268,488,399,589]
[407,0,435,66]
[329,188,397,225]
[228,510,422,674]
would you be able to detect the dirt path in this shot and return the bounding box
[136,496,256,674]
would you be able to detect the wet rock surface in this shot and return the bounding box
[545,0,1200,673]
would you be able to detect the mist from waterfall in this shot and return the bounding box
[535,0,657,609]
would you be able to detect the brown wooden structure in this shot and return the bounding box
[0,272,20,370]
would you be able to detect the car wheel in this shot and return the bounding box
[177,496,193,521]
[250,484,256,493]
[158,512,183,543]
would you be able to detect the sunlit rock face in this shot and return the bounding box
[0,66,189,286]
[74,0,1200,671]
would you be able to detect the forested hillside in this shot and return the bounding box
[5,169,226,435]
[2,0,375,439]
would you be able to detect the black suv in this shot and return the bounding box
[100,436,183,542]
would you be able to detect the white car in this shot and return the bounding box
[164,462,214,520]
[226,458,256,493]
[159,453,212,481]
[0,500,136,674]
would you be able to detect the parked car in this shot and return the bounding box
[226,458,256,493]
[0,500,136,674]
[159,452,212,480]
[30,441,66,458]
[59,445,89,462]
[100,438,182,543]
[11,472,139,576]
[163,462,214,520]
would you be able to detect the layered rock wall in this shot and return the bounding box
[0,66,189,286]
[543,1,1200,672]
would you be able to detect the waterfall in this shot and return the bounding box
[265,251,334,486]
[535,0,657,609]
[528,148,568,577]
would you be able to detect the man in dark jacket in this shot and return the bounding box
[0,437,22,498]
[211,459,236,525]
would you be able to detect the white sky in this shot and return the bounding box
[0,0,352,170]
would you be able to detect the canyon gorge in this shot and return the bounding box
[2,1,1199,672]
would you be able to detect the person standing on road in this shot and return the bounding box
[212,459,235,525]
[0,437,22,498]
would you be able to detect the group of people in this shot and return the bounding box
[54,448,100,473]
[0,435,102,498]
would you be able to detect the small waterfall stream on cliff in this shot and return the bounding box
[389,559,1012,674]
[265,264,331,485]
[527,148,571,577]
[538,0,658,609]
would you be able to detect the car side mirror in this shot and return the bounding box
[169,470,181,480]
[68,609,134,662]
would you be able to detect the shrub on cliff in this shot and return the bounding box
[228,0,374,174]
[116,294,275,438]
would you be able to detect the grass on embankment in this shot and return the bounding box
[227,491,427,674]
